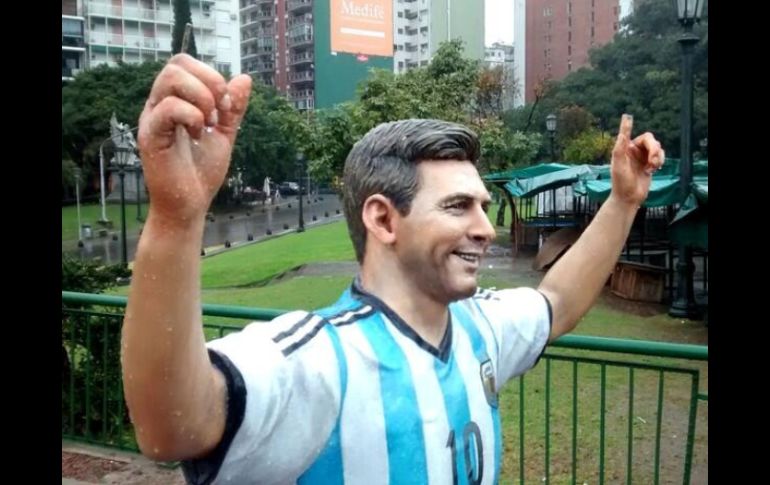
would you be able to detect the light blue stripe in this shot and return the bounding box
[298,325,348,485]
[358,314,429,485]
[453,303,502,485]
[434,324,473,485]
[316,286,359,319]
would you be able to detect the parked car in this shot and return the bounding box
[279,181,300,195]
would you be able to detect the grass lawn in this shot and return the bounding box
[62,202,147,241]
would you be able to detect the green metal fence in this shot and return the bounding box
[62,291,707,483]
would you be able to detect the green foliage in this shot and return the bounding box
[476,119,542,174]
[506,0,708,158]
[562,129,615,164]
[303,105,357,187]
[62,256,132,446]
[62,61,164,196]
[62,159,79,198]
[230,81,309,190]
[62,255,131,293]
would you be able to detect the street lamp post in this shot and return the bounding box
[97,126,139,225]
[111,146,134,267]
[135,166,144,221]
[546,113,557,162]
[74,167,83,247]
[669,0,705,319]
[296,153,306,233]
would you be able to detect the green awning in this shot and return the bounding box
[503,165,605,198]
[483,163,571,183]
[669,178,708,249]
[580,175,682,207]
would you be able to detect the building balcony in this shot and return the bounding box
[287,16,312,29]
[288,70,314,83]
[240,0,273,11]
[289,51,314,66]
[288,33,313,48]
[88,31,174,52]
[62,35,86,49]
[290,89,314,99]
[287,0,312,14]
[86,1,214,29]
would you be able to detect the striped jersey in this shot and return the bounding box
[182,279,551,485]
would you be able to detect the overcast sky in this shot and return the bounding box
[485,0,514,45]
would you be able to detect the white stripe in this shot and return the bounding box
[340,27,385,38]
[381,317,453,485]
[337,323,390,484]
[329,305,373,325]
[463,300,501,381]
[453,325,498,485]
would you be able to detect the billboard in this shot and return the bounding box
[330,0,393,57]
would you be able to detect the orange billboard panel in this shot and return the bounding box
[330,0,393,57]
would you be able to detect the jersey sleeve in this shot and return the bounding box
[181,311,343,485]
[472,287,552,387]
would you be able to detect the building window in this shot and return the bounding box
[543,7,552,16]
[567,45,571,55]
[568,17,571,27]
[398,28,403,34]
[216,62,231,74]
[568,61,572,71]
[398,12,403,17]
[568,31,572,42]
[547,20,552,29]
[614,22,619,31]
[591,27,595,38]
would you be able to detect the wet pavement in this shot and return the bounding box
[62,195,345,264]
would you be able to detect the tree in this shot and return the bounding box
[62,159,79,200]
[228,81,308,197]
[546,0,708,157]
[308,40,485,183]
[475,66,505,120]
[62,255,131,293]
[303,105,357,187]
[474,64,520,123]
[171,0,197,57]
[556,105,596,146]
[62,61,164,197]
[562,129,614,164]
[473,119,542,175]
